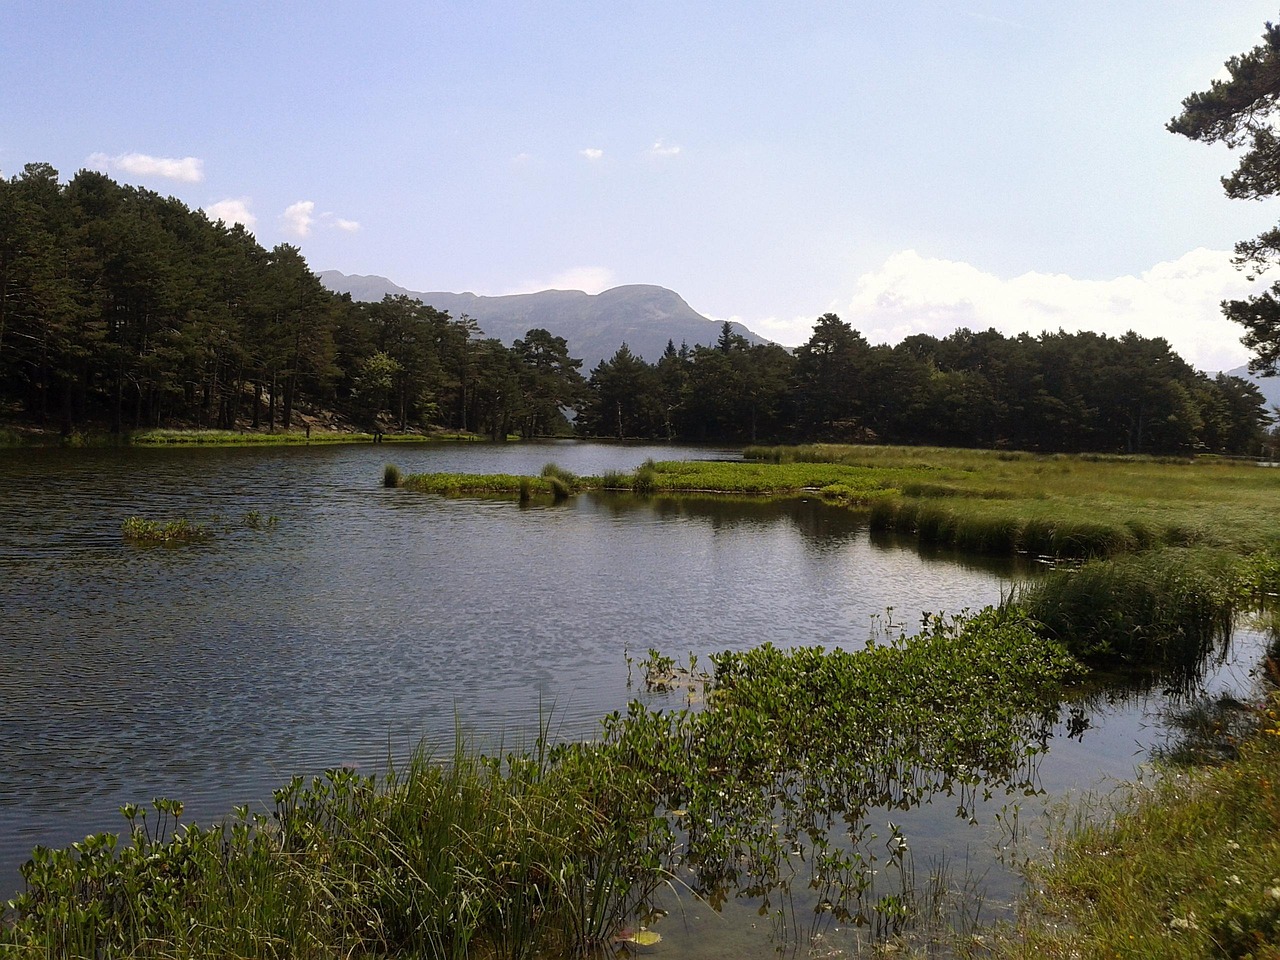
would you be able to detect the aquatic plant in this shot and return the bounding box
[540,463,579,502]
[382,463,401,488]
[2,608,1083,957]
[1017,547,1246,667]
[120,516,211,544]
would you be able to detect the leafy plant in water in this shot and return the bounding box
[121,516,211,544]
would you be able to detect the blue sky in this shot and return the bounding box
[3,1,1278,372]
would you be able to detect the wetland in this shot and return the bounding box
[1,440,1276,957]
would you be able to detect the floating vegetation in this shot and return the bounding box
[240,510,279,530]
[121,512,278,545]
[120,516,211,544]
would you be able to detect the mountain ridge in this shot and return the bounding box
[318,270,766,369]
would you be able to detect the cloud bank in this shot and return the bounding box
[282,200,316,238]
[748,248,1267,374]
[88,152,204,183]
[203,198,256,230]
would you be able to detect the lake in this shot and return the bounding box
[0,440,1269,953]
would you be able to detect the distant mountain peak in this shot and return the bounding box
[318,270,767,369]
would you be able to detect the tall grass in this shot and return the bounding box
[3,735,670,960]
[982,687,1280,960]
[1016,548,1246,667]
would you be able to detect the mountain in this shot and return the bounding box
[318,270,767,370]
[1224,364,1280,412]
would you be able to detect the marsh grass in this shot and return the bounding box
[1016,548,1246,667]
[120,516,211,544]
[540,462,579,501]
[976,688,1280,960]
[382,463,401,488]
[747,443,1280,556]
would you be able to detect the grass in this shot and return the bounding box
[1016,547,1252,667]
[971,685,1280,960]
[751,443,1280,557]
[394,443,1280,558]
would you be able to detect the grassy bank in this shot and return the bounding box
[972,682,1280,960]
[747,443,1280,556]
[392,444,1280,557]
[0,425,485,447]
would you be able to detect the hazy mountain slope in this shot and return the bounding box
[1224,364,1280,412]
[318,271,766,369]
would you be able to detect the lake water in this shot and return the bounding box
[0,440,1271,952]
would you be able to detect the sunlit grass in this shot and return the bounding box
[973,687,1280,960]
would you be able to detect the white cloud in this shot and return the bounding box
[282,200,316,238]
[648,139,681,158]
[333,218,361,233]
[580,147,604,161]
[88,151,204,183]
[203,198,256,230]
[507,266,616,295]
[512,152,533,165]
[755,248,1268,374]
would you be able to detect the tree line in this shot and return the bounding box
[582,316,1270,454]
[0,162,1270,454]
[0,163,584,440]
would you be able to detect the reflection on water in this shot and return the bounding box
[0,441,1271,955]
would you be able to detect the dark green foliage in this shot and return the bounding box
[1171,20,1280,379]
[1016,548,1247,666]
[382,463,401,488]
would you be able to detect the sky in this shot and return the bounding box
[3,1,1280,373]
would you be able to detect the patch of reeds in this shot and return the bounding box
[1016,548,1245,666]
[540,462,579,501]
[3,733,672,960]
[382,463,401,488]
[400,472,550,496]
[120,516,211,544]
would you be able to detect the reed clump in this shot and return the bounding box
[540,462,579,501]
[1016,548,1248,666]
[120,516,211,544]
[382,463,401,488]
